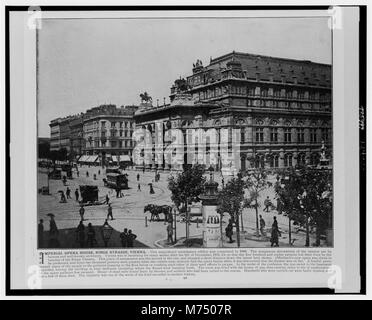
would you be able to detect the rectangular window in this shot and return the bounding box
[284,128,292,143]
[297,128,305,143]
[270,128,278,142]
[255,128,264,142]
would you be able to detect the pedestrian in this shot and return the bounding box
[107,203,114,220]
[86,171,89,178]
[137,173,140,182]
[225,219,234,243]
[79,205,85,221]
[98,170,100,175]
[116,187,120,198]
[270,216,281,247]
[47,213,60,248]
[259,214,266,236]
[149,183,155,194]
[276,197,283,215]
[76,221,85,247]
[75,188,79,201]
[137,183,141,192]
[87,223,96,247]
[66,187,71,199]
[105,194,110,204]
[264,196,271,212]
[76,170,79,177]
[60,191,67,203]
[127,229,137,248]
[120,228,128,247]
[62,175,67,186]
[38,219,44,248]
[167,224,173,244]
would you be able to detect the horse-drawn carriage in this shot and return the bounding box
[79,185,99,204]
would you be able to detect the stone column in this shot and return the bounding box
[279,151,285,168]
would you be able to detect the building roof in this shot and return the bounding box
[204,51,331,87]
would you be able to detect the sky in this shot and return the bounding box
[38,17,331,137]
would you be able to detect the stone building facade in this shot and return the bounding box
[134,51,332,171]
[82,104,138,162]
[49,116,75,152]
[69,115,84,158]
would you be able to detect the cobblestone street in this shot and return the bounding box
[38,165,321,248]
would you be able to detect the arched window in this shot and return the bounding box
[297,153,306,166]
[284,153,293,167]
[270,154,279,168]
[255,154,265,169]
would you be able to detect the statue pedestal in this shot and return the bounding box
[202,205,221,248]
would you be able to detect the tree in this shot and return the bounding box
[274,168,303,245]
[167,164,206,241]
[217,172,245,247]
[244,169,273,236]
[275,167,332,247]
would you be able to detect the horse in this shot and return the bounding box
[144,204,172,222]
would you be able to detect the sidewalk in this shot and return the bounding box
[39,225,149,249]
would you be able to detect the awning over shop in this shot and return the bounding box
[121,155,131,162]
[78,155,98,163]
[86,155,98,163]
[77,155,89,162]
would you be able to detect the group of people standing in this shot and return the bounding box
[224,215,282,247]
[119,228,137,247]
[59,187,80,203]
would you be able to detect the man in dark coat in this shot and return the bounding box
[107,204,114,220]
[66,187,72,199]
[87,223,96,247]
[48,214,60,248]
[270,216,281,247]
[105,194,110,204]
[120,228,129,247]
[127,230,137,247]
[76,221,85,247]
[225,219,234,243]
[259,215,266,236]
[264,196,271,212]
[75,189,79,201]
[79,205,85,221]
[38,219,44,248]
